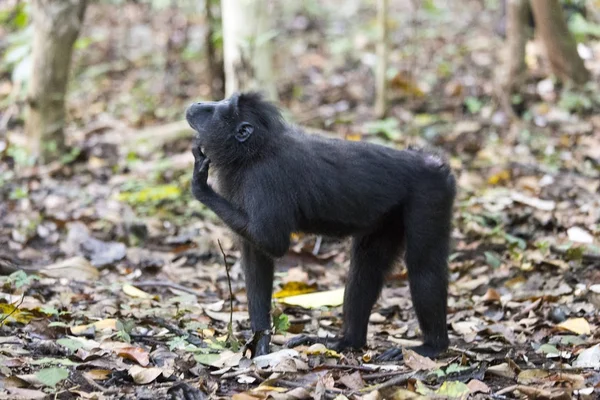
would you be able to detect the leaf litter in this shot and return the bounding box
[1,1,600,399]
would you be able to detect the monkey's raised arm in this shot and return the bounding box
[191,149,290,258]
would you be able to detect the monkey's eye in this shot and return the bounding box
[235,122,254,142]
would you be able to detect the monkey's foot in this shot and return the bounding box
[375,344,447,362]
[285,335,351,352]
[243,330,271,358]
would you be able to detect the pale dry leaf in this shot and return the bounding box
[557,318,591,335]
[122,284,154,299]
[402,349,441,371]
[41,257,99,280]
[128,365,163,384]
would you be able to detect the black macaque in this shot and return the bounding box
[186,92,456,361]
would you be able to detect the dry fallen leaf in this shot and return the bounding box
[402,349,441,371]
[128,365,163,384]
[467,379,490,394]
[40,257,99,280]
[70,319,118,335]
[118,346,150,366]
[122,284,155,299]
[556,318,591,335]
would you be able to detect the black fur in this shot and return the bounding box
[186,92,456,359]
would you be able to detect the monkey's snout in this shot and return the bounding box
[186,103,215,131]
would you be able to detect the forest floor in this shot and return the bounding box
[0,1,599,399]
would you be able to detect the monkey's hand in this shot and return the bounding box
[192,147,211,199]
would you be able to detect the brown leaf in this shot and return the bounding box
[403,349,441,371]
[338,371,364,390]
[118,347,150,367]
[467,379,490,394]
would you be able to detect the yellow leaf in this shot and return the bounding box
[273,281,318,299]
[434,381,470,397]
[278,288,344,309]
[488,170,510,185]
[122,284,155,299]
[557,318,591,335]
[306,343,341,358]
[345,133,362,141]
[0,303,33,324]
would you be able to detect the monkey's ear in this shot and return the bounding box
[235,122,254,142]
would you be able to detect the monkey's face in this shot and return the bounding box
[185,94,258,162]
[186,92,284,164]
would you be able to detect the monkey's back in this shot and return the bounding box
[272,131,426,236]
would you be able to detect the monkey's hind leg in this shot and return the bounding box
[286,216,403,353]
[378,176,454,362]
[338,218,404,350]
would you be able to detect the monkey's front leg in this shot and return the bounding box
[241,241,275,357]
[190,147,290,258]
[191,147,247,229]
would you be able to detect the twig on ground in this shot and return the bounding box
[217,240,233,341]
[151,317,204,346]
[359,371,418,394]
[133,280,201,296]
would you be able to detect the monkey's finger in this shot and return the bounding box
[200,158,211,171]
[374,347,404,363]
[192,147,204,161]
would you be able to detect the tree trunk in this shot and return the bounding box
[205,0,224,99]
[529,0,589,84]
[504,0,531,93]
[374,0,388,118]
[220,0,277,100]
[26,0,87,163]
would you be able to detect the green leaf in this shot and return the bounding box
[35,367,69,388]
[464,96,483,114]
[40,307,59,316]
[505,233,526,250]
[445,363,471,374]
[167,336,188,351]
[273,312,290,334]
[484,251,502,269]
[57,338,85,352]
[537,344,559,356]
[560,335,586,346]
[194,353,220,366]
[9,270,38,288]
[364,118,401,141]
